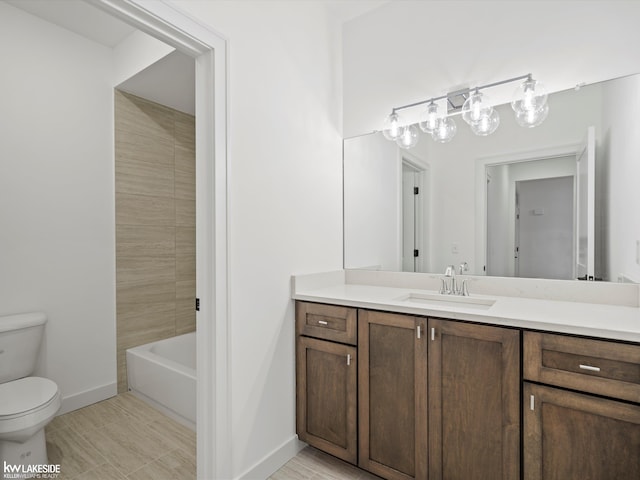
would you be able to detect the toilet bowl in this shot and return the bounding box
[0,313,60,471]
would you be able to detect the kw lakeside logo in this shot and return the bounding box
[2,461,60,479]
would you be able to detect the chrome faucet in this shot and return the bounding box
[441,263,469,296]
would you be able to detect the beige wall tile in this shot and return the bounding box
[175,300,196,335]
[174,111,195,150]
[116,281,176,306]
[115,130,174,167]
[116,256,175,288]
[175,199,195,226]
[116,302,176,350]
[115,91,174,143]
[176,280,195,301]
[176,254,195,282]
[116,225,175,257]
[115,160,174,198]
[115,91,195,390]
[176,226,195,256]
[116,193,175,226]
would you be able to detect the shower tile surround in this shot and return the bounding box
[115,91,196,393]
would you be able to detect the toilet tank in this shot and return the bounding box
[0,312,47,383]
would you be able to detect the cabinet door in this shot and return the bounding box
[358,310,427,480]
[429,319,520,480]
[524,382,640,480]
[296,336,357,464]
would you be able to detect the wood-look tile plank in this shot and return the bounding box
[63,399,132,432]
[79,418,178,476]
[174,111,195,150]
[176,227,195,256]
[116,256,175,288]
[145,417,196,454]
[116,193,175,226]
[175,298,196,334]
[117,302,176,350]
[71,463,126,480]
[115,160,174,198]
[127,448,196,480]
[115,91,175,143]
[45,426,108,479]
[106,392,170,426]
[116,226,175,257]
[176,198,195,226]
[116,130,174,167]
[116,281,176,306]
[176,254,195,282]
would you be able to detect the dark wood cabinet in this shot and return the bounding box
[358,309,428,480]
[523,331,640,479]
[295,302,358,464]
[524,382,640,480]
[428,319,520,480]
[296,335,358,464]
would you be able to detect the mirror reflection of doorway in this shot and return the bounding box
[401,156,429,273]
[485,155,577,279]
[515,176,574,279]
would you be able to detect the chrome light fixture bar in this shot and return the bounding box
[382,73,549,148]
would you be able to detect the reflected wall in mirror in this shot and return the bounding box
[344,74,640,283]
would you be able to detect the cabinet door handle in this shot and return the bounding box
[417,325,421,339]
[346,354,351,366]
[579,364,601,372]
[530,395,535,411]
[318,320,328,326]
[431,327,435,341]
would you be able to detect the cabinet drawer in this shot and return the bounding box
[524,332,640,403]
[296,301,357,345]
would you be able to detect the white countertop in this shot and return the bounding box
[292,271,640,343]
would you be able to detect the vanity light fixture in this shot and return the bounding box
[382,73,548,149]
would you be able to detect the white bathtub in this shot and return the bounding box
[126,332,196,430]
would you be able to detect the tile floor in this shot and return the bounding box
[269,447,381,480]
[46,393,377,480]
[45,392,195,479]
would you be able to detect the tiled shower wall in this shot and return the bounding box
[115,90,196,393]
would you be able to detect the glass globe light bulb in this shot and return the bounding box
[382,112,404,140]
[431,117,457,143]
[470,108,500,136]
[396,123,419,149]
[462,90,492,126]
[512,77,548,114]
[514,102,549,128]
[418,102,439,134]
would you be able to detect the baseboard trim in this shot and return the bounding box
[58,382,117,415]
[236,435,306,480]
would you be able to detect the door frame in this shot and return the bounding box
[398,150,430,273]
[90,1,229,478]
[474,143,579,277]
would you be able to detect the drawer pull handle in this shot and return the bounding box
[579,364,601,372]
[318,320,328,326]
[417,325,421,339]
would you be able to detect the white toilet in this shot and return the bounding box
[0,312,61,469]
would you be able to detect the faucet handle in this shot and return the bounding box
[458,262,469,275]
[460,279,469,296]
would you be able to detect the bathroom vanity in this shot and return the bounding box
[292,270,640,480]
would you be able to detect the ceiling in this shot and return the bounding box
[7,0,391,117]
[7,0,195,115]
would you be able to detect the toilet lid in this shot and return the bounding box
[0,377,59,417]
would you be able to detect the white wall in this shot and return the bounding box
[112,29,175,87]
[343,1,640,137]
[171,1,344,478]
[0,3,116,409]
[344,133,401,270]
[602,75,640,282]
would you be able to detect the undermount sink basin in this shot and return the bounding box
[395,292,496,310]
